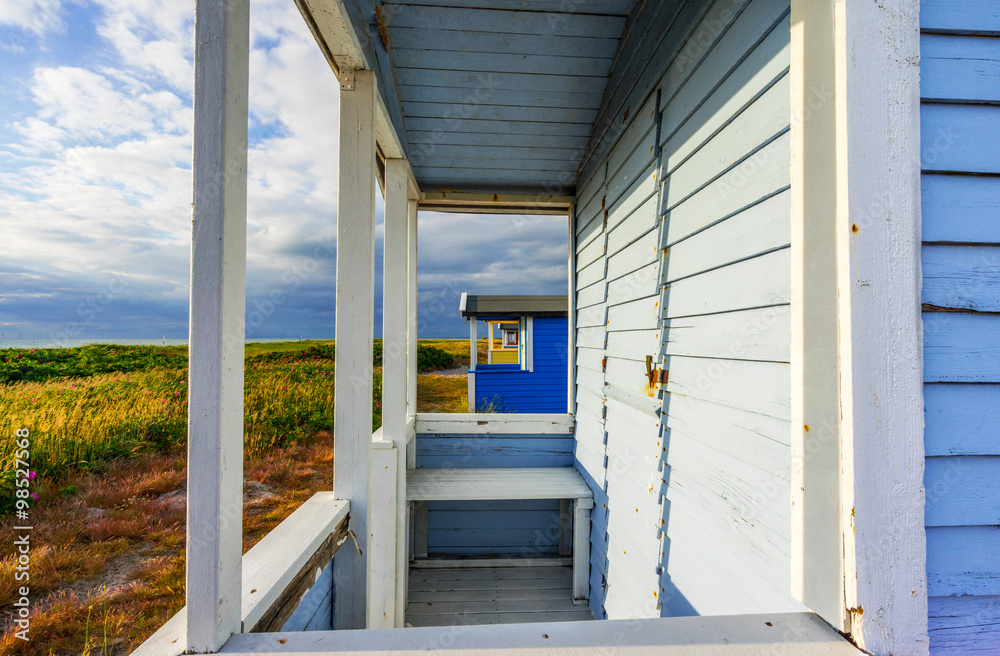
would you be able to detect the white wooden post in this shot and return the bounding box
[789,0,844,630]
[468,319,477,410]
[406,199,419,422]
[333,68,377,631]
[487,321,493,365]
[572,498,593,605]
[567,206,576,413]
[367,438,398,628]
[791,1,927,652]
[834,1,926,653]
[186,0,248,651]
[371,158,409,628]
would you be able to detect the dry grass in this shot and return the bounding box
[0,339,466,654]
[0,438,334,655]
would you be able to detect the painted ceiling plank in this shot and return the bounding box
[416,156,578,171]
[402,101,597,124]
[397,69,608,93]
[406,117,590,136]
[401,85,604,111]
[408,130,590,150]
[390,26,621,59]
[393,48,613,77]
[387,5,627,38]
[383,0,638,13]
[406,143,583,160]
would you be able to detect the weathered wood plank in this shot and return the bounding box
[663,191,790,283]
[921,104,1000,173]
[387,5,627,37]
[924,313,1000,382]
[661,75,790,204]
[414,413,574,435]
[922,174,1000,243]
[920,0,1000,34]
[660,10,791,149]
[927,526,1000,596]
[663,247,790,318]
[664,305,791,362]
[925,456,1000,527]
[383,0,635,12]
[607,195,659,258]
[664,355,791,421]
[243,494,350,631]
[922,245,1000,312]
[920,34,1000,103]
[395,49,612,78]
[390,26,620,59]
[928,594,1000,655]
[663,133,790,246]
[186,0,249,648]
[924,383,1000,456]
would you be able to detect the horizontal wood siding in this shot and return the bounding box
[572,0,800,621]
[657,0,797,617]
[572,153,610,616]
[280,559,334,631]
[415,433,574,555]
[474,317,569,413]
[920,2,1000,652]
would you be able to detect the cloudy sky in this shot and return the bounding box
[0,0,568,341]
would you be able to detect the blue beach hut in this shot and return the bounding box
[460,293,569,414]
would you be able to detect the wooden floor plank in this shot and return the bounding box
[407,610,594,627]
[405,565,589,627]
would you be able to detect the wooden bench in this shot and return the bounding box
[406,467,594,605]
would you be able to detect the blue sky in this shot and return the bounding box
[0,0,568,340]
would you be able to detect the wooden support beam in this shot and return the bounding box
[333,68,377,631]
[367,439,398,628]
[572,498,593,605]
[406,198,419,421]
[468,318,477,410]
[789,0,844,631]
[832,0,927,652]
[186,0,249,651]
[373,158,410,629]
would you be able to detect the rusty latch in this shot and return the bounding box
[645,356,669,386]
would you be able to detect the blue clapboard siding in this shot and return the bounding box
[280,558,334,632]
[572,0,802,621]
[415,432,574,555]
[473,317,569,413]
[920,2,1000,652]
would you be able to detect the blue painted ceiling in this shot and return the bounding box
[380,0,640,194]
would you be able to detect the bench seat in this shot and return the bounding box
[406,467,594,605]
[407,467,593,503]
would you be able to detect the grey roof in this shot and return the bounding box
[460,294,568,318]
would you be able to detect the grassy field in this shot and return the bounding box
[0,339,467,655]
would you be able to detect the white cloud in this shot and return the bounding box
[0,0,65,35]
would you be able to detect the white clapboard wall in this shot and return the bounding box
[574,0,802,620]
[919,1,1000,653]
[573,141,612,615]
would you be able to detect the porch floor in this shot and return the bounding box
[406,564,594,627]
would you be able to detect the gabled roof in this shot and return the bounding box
[460,293,569,318]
